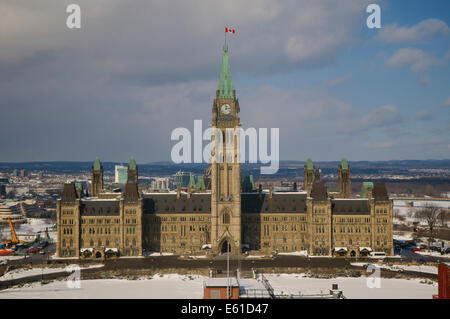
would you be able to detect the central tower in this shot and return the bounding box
[210,46,242,255]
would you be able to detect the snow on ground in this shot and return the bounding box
[350,263,438,274]
[0,264,104,281]
[278,251,308,256]
[0,255,26,261]
[393,231,414,241]
[416,250,450,258]
[15,218,55,235]
[0,273,437,299]
[143,252,174,257]
[0,274,205,299]
[265,274,437,299]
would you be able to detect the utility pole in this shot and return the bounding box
[227,241,230,299]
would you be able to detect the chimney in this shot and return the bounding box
[269,184,273,199]
[176,184,181,199]
[187,185,191,199]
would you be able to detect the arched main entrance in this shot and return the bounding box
[95,251,102,258]
[220,240,231,254]
[350,250,356,257]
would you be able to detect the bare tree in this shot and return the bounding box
[439,210,448,228]
[415,204,441,251]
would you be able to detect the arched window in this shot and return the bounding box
[222,212,230,224]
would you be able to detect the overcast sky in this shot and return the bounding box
[0,0,449,163]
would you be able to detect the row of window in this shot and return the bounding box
[334,217,371,223]
[81,218,121,225]
[333,226,370,233]
[61,219,74,225]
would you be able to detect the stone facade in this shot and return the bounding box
[56,46,393,259]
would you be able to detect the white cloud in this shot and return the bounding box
[444,97,450,107]
[386,48,441,84]
[361,105,401,128]
[363,141,396,149]
[387,48,438,72]
[0,0,369,77]
[415,109,433,121]
[377,18,449,44]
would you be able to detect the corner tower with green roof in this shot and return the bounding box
[127,157,138,184]
[338,157,351,198]
[304,158,320,196]
[91,157,103,197]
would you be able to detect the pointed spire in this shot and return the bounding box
[340,157,349,170]
[196,176,206,190]
[93,157,101,171]
[305,157,314,170]
[129,157,136,170]
[218,46,233,99]
[189,174,196,188]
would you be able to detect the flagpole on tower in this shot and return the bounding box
[224,26,227,51]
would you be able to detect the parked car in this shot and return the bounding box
[28,247,40,254]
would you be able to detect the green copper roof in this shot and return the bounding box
[341,157,349,170]
[93,157,101,170]
[189,175,196,188]
[249,175,255,190]
[361,182,374,198]
[306,158,314,170]
[196,176,206,190]
[129,157,136,170]
[218,47,233,98]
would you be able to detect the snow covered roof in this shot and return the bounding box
[205,278,239,287]
[334,247,348,252]
[359,247,372,252]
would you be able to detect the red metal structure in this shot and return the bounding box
[433,263,450,299]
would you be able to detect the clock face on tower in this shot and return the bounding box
[221,104,231,115]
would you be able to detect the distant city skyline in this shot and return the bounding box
[0,1,449,162]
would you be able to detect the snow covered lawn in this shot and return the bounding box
[0,274,205,299]
[350,262,438,274]
[265,274,436,299]
[0,264,104,281]
[0,273,437,299]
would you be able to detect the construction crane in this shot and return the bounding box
[7,217,18,244]
[0,217,20,248]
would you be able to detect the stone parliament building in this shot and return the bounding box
[57,46,393,259]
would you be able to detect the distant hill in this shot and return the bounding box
[0,160,449,177]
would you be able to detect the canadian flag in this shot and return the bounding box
[225,27,235,34]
